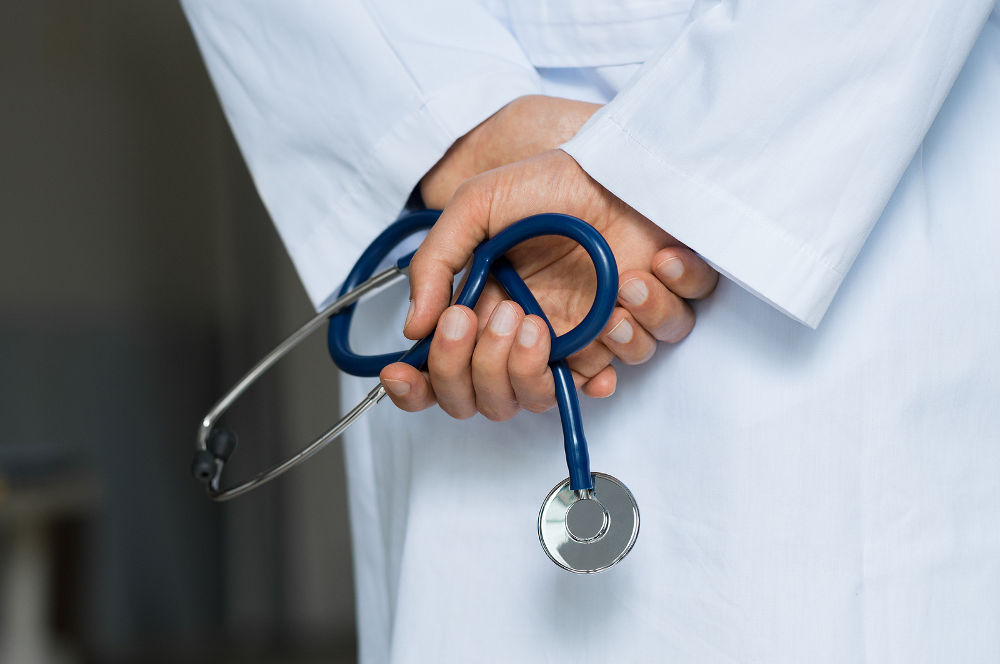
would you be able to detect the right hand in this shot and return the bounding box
[382,150,719,420]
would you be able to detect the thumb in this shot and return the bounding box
[404,180,493,339]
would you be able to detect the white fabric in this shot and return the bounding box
[181,0,541,309]
[563,1,994,327]
[182,1,1000,662]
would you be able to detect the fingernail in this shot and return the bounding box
[655,257,684,280]
[618,278,648,306]
[441,307,470,340]
[607,319,633,344]
[383,378,410,396]
[518,318,540,347]
[488,302,517,335]
[404,300,415,328]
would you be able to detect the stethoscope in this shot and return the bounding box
[191,210,639,573]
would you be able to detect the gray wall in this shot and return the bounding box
[0,1,354,660]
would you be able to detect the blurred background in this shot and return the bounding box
[1,2,357,662]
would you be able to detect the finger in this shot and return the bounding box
[617,271,696,343]
[652,246,719,300]
[471,278,507,337]
[509,315,557,413]
[471,301,524,421]
[406,180,493,340]
[581,365,617,399]
[380,363,437,412]
[601,307,657,365]
[564,340,616,381]
[408,150,607,340]
[427,305,478,419]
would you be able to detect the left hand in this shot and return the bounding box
[418,95,602,209]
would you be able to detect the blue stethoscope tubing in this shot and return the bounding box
[328,210,619,492]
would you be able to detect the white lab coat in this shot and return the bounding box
[183,2,1000,662]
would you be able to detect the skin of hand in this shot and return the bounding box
[419,95,603,209]
[380,149,719,420]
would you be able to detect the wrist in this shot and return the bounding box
[419,95,603,209]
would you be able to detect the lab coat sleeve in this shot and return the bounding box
[180,0,541,309]
[562,0,995,327]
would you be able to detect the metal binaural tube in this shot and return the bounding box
[196,265,407,452]
[202,383,387,501]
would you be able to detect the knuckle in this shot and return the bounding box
[644,298,687,341]
[452,177,483,204]
[566,343,613,375]
[522,399,555,414]
[407,252,430,277]
[469,352,494,377]
[507,359,537,382]
[429,362,466,382]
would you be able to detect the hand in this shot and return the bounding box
[381,150,718,419]
[419,95,602,209]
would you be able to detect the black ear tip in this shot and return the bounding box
[207,428,238,461]
[191,449,218,484]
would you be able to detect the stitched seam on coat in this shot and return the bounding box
[361,1,424,98]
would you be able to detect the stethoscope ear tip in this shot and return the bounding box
[191,450,218,485]
[207,427,238,461]
[191,427,239,486]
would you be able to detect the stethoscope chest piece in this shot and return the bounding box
[537,472,639,573]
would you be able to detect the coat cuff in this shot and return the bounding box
[563,115,845,328]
